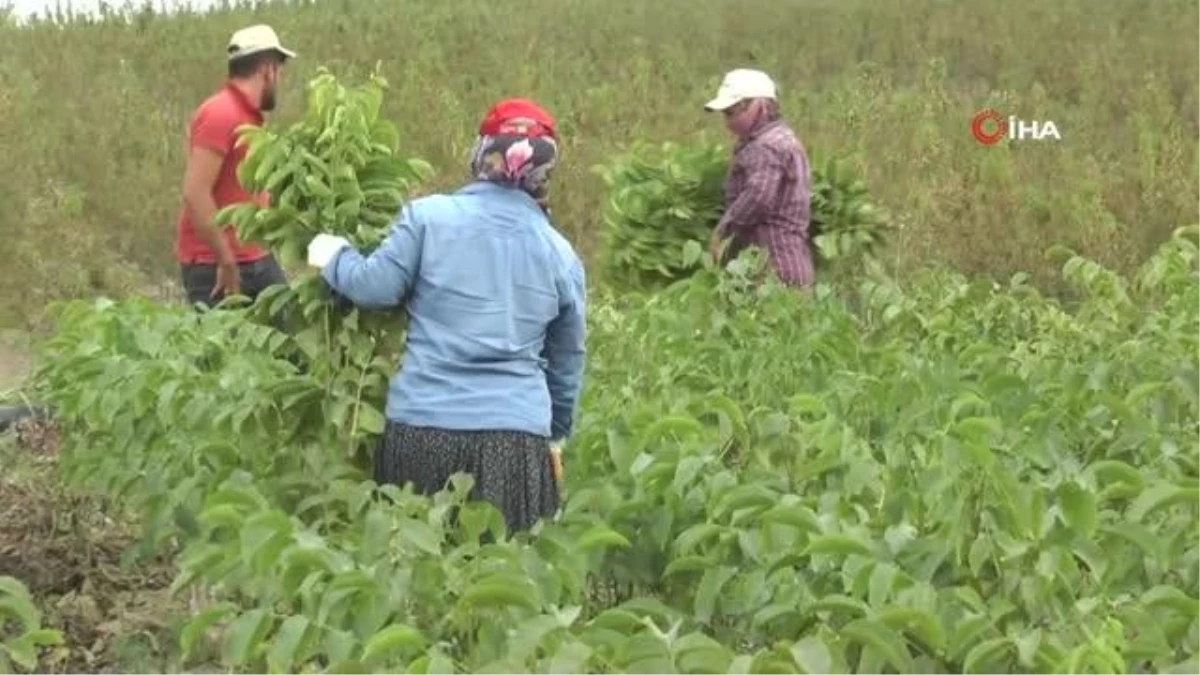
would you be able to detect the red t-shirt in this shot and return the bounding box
[174,83,270,265]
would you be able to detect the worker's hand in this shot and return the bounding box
[708,233,723,261]
[211,259,241,300]
[549,439,564,481]
[307,234,351,269]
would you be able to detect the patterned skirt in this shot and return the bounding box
[375,422,560,534]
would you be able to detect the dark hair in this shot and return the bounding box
[227,50,286,79]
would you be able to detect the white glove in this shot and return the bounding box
[307,234,351,268]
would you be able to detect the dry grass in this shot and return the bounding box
[0,431,197,673]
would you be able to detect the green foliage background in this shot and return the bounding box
[0,0,1196,326]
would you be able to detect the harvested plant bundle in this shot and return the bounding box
[597,140,890,287]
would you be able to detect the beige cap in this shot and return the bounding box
[227,24,296,61]
[704,68,777,111]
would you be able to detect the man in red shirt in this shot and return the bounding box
[176,24,296,307]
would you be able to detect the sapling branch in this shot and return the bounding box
[348,358,370,459]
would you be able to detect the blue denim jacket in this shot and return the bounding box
[322,181,587,439]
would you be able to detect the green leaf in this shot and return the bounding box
[547,639,593,674]
[1013,629,1043,670]
[405,653,456,672]
[397,518,443,556]
[1057,481,1099,538]
[180,602,238,661]
[327,658,371,673]
[1128,481,1198,522]
[2,638,37,671]
[694,566,737,624]
[361,624,428,666]
[840,618,914,673]
[875,606,946,654]
[2,629,63,670]
[458,580,540,613]
[682,240,704,268]
[267,615,313,674]
[222,608,273,668]
[790,635,833,674]
[502,615,562,666]
[802,533,874,558]
[356,404,386,436]
[673,632,734,674]
[576,524,632,552]
[962,637,1012,674]
[0,596,38,631]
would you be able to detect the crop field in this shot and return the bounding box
[0,0,1197,326]
[0,0,1198,673]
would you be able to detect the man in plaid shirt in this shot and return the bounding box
[704,69,815,288]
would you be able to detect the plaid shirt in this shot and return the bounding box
[715,120,814,287]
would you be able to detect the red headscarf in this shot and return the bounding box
[471,98,560,214]
[478,98,557,139]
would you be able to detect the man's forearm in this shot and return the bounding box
[718,190,764,241]
[715,216,736,240]
[186,193,234,264]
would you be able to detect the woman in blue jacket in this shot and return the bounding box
[306,99,587,534]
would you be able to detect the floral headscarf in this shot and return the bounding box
[469,98,559,208]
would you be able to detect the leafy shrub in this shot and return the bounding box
[215,67,434,265]
[214,66,435,472]
[597,140,891,288]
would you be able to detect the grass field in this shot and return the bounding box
[0,0,1197,328]
[0,0,1198,673]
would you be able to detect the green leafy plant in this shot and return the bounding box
[596,140,891,288]
[213,65,436,470]
[0,576,64,673]
[597,141,729,288]
[809,157,889,261]
[215,65,434,264]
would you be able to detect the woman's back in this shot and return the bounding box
[409,182,570,360]
[320,179,585,439]
[394,181,584,436]
[310,97,585,535]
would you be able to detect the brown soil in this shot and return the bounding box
[0,426,196,673]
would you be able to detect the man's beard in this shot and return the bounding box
[261,85,277,112]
